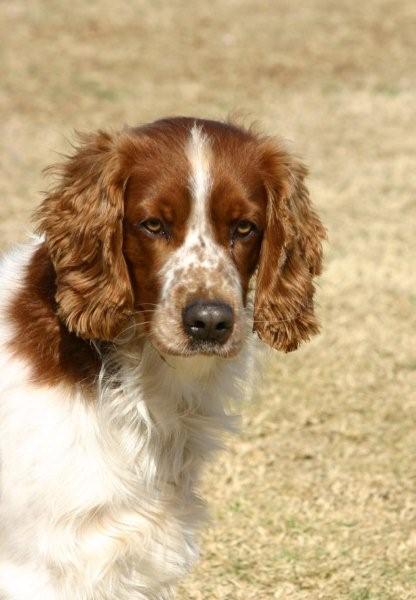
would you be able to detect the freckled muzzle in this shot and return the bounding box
[149,250,245,357]
[182,300,234,345]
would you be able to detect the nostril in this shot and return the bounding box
[183,300,234,345]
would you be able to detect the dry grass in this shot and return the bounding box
[1,1,415,598]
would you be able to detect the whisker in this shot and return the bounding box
[252,301,314,325]
[135,303,159,307]
[252,315,303,325]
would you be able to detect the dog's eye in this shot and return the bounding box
[140,218,165,236]
[233,220,257,239]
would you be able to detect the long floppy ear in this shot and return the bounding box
[253,140,326,352]
[36,131,134,340]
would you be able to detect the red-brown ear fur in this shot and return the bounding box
[253,140,326,352]
[36,131,134,340]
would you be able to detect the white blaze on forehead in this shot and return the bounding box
[159,123,242,302]
[186,125,212,232]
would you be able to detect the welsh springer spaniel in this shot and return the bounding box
[0,117,325,599]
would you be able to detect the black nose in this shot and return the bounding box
[182,301,234,345]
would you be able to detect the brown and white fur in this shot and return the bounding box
[0,117,325,599]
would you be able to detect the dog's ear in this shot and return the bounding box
[253,139,326,352]
[36,131,134,340]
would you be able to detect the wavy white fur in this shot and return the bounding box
[0,241,259,600]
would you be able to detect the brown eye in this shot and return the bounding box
[140,218,165,236]
[233,220,257,239]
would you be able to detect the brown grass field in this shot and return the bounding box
[1,1,415,598]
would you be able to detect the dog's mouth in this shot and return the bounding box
[185,339,242,358]
[150,334,243,360]
[158,343,241,359]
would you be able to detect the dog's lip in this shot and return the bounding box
[196,337,246,357]
[186,344,239,358]
[151,337,242,359]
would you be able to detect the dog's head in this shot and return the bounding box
[37,118,325,357]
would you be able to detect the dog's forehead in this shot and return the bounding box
[130,118,261,188]
[154,125,241,295]
[126,119,266,243]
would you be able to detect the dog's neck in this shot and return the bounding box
[96,339,250,492]
[7,241,254,493]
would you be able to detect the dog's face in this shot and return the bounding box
[124,123,266,357]
[37,118,325,356]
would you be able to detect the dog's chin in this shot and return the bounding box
[155,342,244,379]
[150,336,243,361]
[186,340,242,359]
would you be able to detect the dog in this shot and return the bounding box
[0,117,325,599]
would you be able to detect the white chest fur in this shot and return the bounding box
[0,337,252,600]
[0,244,256,599]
